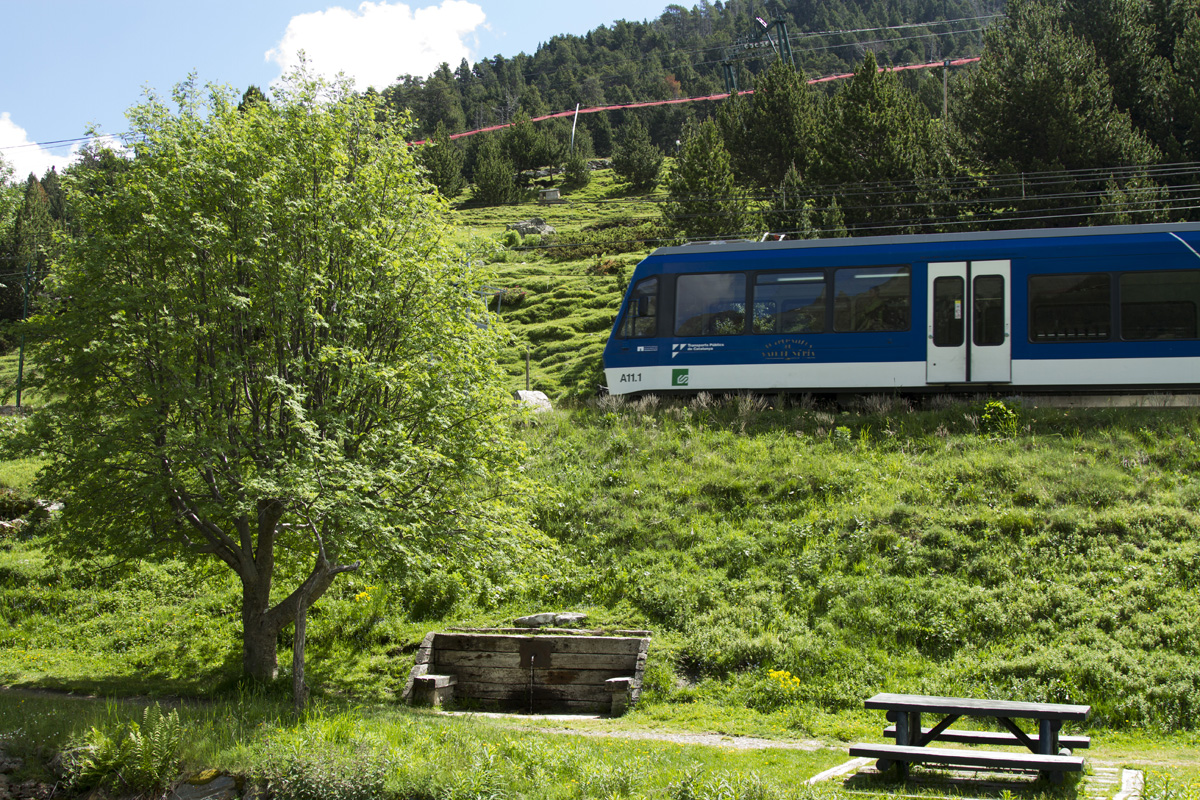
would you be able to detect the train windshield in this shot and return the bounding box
[619,277,659,338]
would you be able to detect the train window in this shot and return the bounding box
[1120,271,1200,340]
[973,275,1006,346]
[753,272,826,334]
[1029,273,1110,341]
[675,273,746,336]
[833,266,911,332]
[932,276,964,347]
[619,277,659,338]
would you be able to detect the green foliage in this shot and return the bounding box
[261,746,389,800]
[27,66,534,684]
[953,0,1160,223]
[418,121,466,199]
[548,218,664,262]
[979,399,1020,437]
[611,117,663,191]
[669,768,778,800]
[63,704,183,795]
[719,61,822,190]
[663,120,751,239]
[472,133,519,205]
[562,150,591,190]
[1144,771,1200,800]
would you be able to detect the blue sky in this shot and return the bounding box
[0,0,665,179]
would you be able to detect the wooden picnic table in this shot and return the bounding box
[849,692,1091,784]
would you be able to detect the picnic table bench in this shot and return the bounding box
[849,693,1090,784]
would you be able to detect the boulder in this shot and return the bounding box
[514,390,552,413]
[507,218,556,237]
[513,611,588,628]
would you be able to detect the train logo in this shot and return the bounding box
[763,337,816,361]
[672,369,690,387]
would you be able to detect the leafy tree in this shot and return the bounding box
[611,117,663,191]
[419,121,466,198]
[28,70,529,691]
[472,134,518,205]
[662,119,749,238]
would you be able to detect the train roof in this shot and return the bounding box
[649,222,1200,257]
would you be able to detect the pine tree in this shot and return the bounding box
[768,163,815,237]
[663,119,749,239]
[817,52,949,233]
[3,175,56,322]
[953,0,1159,225]
[419,122,466,199]
[472,135,518,206]
[562,150,591,190]
[611,117,663,191]
[719,60,822,189]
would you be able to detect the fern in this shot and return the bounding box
[64,703,183,794]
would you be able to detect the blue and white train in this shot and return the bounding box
[602,222,1200,395]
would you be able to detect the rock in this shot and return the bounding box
[514,390,552,413]
[506,218,555,237]
[514,611,588,628]
[169,774,240,800]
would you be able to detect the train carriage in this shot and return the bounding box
[602,222,1200,395]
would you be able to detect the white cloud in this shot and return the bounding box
[0,113,77,181]
[266,1,487,89]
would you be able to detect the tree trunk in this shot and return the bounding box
[242,579,283,681]
[293,593,310,714]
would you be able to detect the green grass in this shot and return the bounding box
[0,691,848,799]
[0,351,46,408]
[448,166,662,399]
[4,398,1200,734]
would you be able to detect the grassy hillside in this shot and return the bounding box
[3,398,1199,732]
[449,164,661,399]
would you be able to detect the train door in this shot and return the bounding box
[926,261,1011,384]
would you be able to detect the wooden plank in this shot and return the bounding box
[865,693,1091,721]
[453,682,612,704]
[884,726,1090,749]
[431,633,644,656]
[435,650,637,671]
[433,665,632,686]
[848,743,1085,772]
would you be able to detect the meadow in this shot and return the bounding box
[2,169,1200,797]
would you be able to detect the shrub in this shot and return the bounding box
[980,399,1020,437]
[261,747,389,800]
